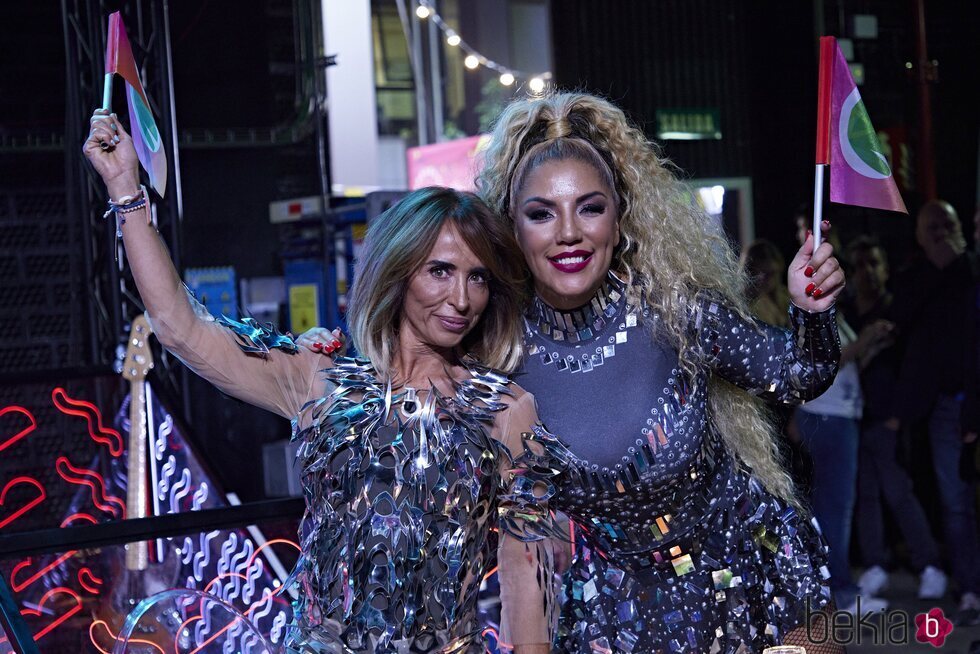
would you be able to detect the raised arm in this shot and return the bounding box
[694,298,840,403]
[693,229,844,403]
[84,111,325,418]
[494,390,562,654]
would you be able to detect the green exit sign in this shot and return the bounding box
[656,109,722,140]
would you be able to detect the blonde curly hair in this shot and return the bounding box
[477,92,797,502]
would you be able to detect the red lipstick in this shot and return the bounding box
[548,250,593,273]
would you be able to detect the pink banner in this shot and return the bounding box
[406,135,488,191]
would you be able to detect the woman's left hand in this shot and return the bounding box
[294,326,347,356]
[788,221,845,312]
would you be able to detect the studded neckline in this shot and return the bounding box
[527,272,627,344]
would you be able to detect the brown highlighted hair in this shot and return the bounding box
[348,186,527,374]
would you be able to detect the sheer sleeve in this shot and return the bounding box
[147,283,328,419]
[494,389,563,651]
[690,296,841,403]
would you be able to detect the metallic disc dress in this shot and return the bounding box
[280,358,560,654]
[518,275,840,653]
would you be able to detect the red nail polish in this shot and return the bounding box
[313,342,323,350]
[806,230,812,237]
[804,266,814,277]
[805,283,815,296]
[813,288,824,299]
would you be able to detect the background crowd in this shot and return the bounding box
[742,200,980,627]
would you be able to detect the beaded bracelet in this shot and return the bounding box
[103,185,151,237]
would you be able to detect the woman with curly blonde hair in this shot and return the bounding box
[476,92,846,652]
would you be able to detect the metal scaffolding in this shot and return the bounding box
[61,0,184,371]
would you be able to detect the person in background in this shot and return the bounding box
[840,236,948,603]
[793,316,869,613]
[890,200,980,626]
[789,226,880,615]
[741,239,792,328]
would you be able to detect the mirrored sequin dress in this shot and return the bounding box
[283,358,558,654]
[518,276,840,653]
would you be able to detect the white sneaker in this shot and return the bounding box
[953,591,980,626]
[858,565,889,596]
[842,594,889,615]
[918,565,948,599]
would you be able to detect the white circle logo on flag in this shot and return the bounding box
[129,86,163,153]
[839,88,891,180]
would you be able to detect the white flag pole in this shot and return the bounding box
[812,164,826,248]
[101,73,113,112]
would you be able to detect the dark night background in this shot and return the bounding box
[1,0,978,499]
[3,2,977,274]
[551,0,978,259]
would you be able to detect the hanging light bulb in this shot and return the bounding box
[429,19,551,87]
[415,4,430,19]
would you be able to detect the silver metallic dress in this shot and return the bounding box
[517,275,840,653]
[278,357,560,654]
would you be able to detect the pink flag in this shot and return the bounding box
[106,12,167,197]
[823,37,906,213]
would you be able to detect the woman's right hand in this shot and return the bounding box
[82,110,141,199]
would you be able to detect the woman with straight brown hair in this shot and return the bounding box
[84,110,559,654]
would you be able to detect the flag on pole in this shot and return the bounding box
[106,11,167,197]
[816,36,906,214]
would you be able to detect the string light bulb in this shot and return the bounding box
[417,1,550,88]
